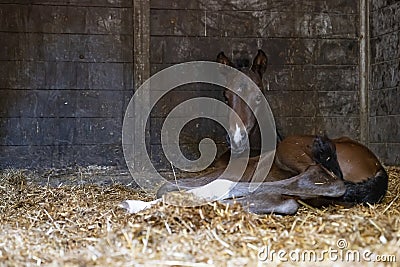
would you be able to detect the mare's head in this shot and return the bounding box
[217,50,268,154]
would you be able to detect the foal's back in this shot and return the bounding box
[273,135,385,183]
[334,137,383,183]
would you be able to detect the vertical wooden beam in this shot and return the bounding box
[359,0,369,144]
[134,0,150,89]
[133,0,150,170]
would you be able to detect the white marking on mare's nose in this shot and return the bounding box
[233,123,243,145]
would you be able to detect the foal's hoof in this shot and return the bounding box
[223,194,299,215]
[249,198,299,215]
[156,182,181,198]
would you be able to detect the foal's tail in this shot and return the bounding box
[340,168,388,205]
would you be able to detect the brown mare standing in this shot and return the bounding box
[157,50,388,214]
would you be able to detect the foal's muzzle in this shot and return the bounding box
[226,130,250,155]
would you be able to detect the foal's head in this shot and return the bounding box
[217,50,268,154]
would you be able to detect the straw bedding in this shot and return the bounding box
[0,167,399,267]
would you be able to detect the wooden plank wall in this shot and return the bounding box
[150,0,361,170]
[369,0,400,165]
[1,0,395,169]
[0,1,133,168]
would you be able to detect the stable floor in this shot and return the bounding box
[0,167,399,266]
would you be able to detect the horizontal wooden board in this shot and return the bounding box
[150,36,358,65]
[0,32,133,62]
[0,61,133,90]
[265,91,317,117]
[151,9,357,38]
[266,90,359,118]
[150,87,224,118]
[314,39,359,65]
[0,4,132,34]
[317,91,360,116]
[252,116,360,143]
[315,116,360,140]
[0,1,132,7]
[274,116,317,137]
[150,0,358,14]
[150,117,227,145]
[0,144,125,169]
[264,65,358,92]
[150,143,228,171]
[0,117,122,146]
[151,65,359,93]
[0,89,132,118]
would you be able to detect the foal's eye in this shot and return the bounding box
[223,92,229,104]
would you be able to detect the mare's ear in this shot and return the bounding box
[216,52,234,67]
[251,49,268,78]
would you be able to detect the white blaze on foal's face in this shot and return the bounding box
[233,123,242,145]
[224,73,260,153]
[218,50,268,154]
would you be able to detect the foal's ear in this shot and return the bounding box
[216,52,234,67]
[251,49,268,78]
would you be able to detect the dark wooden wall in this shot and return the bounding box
[369,0,400,165]
[0,1,133,168]
[150,0,361,170]
[0,0,397,169]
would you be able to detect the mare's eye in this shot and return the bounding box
[255,94,262,103]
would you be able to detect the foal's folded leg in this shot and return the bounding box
[156,173,221,198]
[197,164,347,200]
[222,193,299,215]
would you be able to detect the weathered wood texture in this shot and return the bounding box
[132,0,150,171]
[150,0,362,170]
[0,2,133,168]
[369,0,400,165]
[1,0,397,169]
